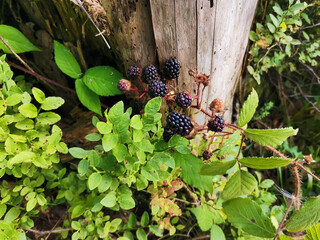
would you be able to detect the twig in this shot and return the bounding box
[300,22,320,30]
[26,228,73,236]
[265,145,288,159]
[297,162,320,183]
[182,182,200,206]
[273,199,294,240]
[299,61,320,84]
[45,218,62,240]
[0,34,34,72]
[191,235,210,240]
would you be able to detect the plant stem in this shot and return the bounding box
[273,199,293,240]
[26,228,73,236]
[181,182,200,206]
[297,162,320,183]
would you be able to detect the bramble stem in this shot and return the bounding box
[297,162,320,183]
[273,199,293,240]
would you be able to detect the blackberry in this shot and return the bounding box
[207,116,225,132]
[176,92,192,109]
[127,65,140,79]
[148,80,168,98]
[163,58,180,79]
[163,127,175,142]
[167,112,193,136]
[117,79,131,92]
[142,65,158,83]
[202,150,212,160]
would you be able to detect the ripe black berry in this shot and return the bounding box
[148,80,168,98]
[163,58,180,79]
[176,92,192,109]
[117,79,131,92]
[163,127,175,142]
[202,150,212,160]
[127,65,140,79]
[142,65,158,83]
[166,112,193,136]
[207,116,225,132]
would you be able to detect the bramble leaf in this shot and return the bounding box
[199,160,236,176]
[239,157,293,169]
[305,223,320,240]
[238,88,259,127]
[190,205,215,231]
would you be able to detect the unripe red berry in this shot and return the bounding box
[117,79,131,92]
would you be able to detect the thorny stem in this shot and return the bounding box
[0,34,34,72]
[291,162,301,209]
[297,162,320,183]
[265,145,288,159]
[273,199,294,240]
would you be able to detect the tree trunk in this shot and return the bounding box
[7,0,257,122]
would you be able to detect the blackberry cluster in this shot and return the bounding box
[202,150,213,160]
[127,65,140,79]
[176,92,192,109]
[207,116,225,132]
[163,58,180,79]
[148,80,168,98]
[142,65,158,83]
[163,127,175,142]
[166,112,193,136]
[117,79,131,92]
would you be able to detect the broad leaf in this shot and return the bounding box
[222,170,257,200]
[88,173,102,190]
[8,151,36,167]
[15,118,34,130]
[218,130,241,156]
[210,224,226,240]
[19,103,37,118]
[223,198,276,238]
[238,88,259,127]
[0,25,40,53]
[83,66,122,96]
[173,152,213,193]
[305,223,320,240]
[144,97,162,115]
[75,78,102,115]
[32,87,45,104]
[37,112,61,125]
[244,127,298,147]
[69,147,89,159]
[199,160,236,176]
[239,157,293,169]
[102,134,118,152]
[54,40,82,79]
[107,101,124,123]
[286,196,320,232]
[41,97,64,110]
[190,205,215,231]
[100,192,117,208]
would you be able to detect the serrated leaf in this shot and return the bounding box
[218,130,241,156]
[190,204,215,231]
[150,152,175,169]
[32,87,45,104]
[238,88,259,127]
[239,157,293,169]
[0,25,40,53]
[19,103,37,118]
[144,97,162,115]
[223,198,276,238]
[83,66,122,96]
[222,170,257,200]
[173,152,213,193]
[244,127,298,147]
[305,223,320,240]
[88,173,102,190]
[41,97,64,110]
[75,78,102,116]
[199,160,236,176]
[286,196,320,232]
[54,40,82,79]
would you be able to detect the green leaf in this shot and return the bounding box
[150,152,175,169]
[6,94,22,106]
[141,164,159,181]
[41,97,64,110]
[4,207,21,222]
[100,192,117,208]
[238,88,259,127]
[112,144,128,162]
[173,152,214,193]
[218,130,241,156]
[78,159,89,176]
[32,87,45,104]
[223,198,276,238]
[130,115,143,129]
[88,172,102,190]
[75,78,102,116]
[140,211,150,228]
[54,40,82,79]
[69,147,89,159]
[222,170,257,200]
[19,103,37,118]
[286,196,320,232]
[0,100,7,116]
[102,134,118,152]
[37,112,61,125]
[83,66,122,96]
[85,133,101,141]
[108,101,124,123]
[239,157,293,169]
[210,224,226,240]
[244,127,298,147]
[15,118,34,130]
[289,3,305,12]
[119,195,135,210]
[0,25,40,53]
[71,205,86,219]
[26,198,37,211]
[134,139,154,153]
[144,97,162,115]
[96,122,112,134]
[267,23,276,33]
[190,205,215,231]
[199,160,236,176]
[0,204,6,218]
[8,151,36,167]
[269,14,280,27]
[305,223,320,240]
[136,228,147,240]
